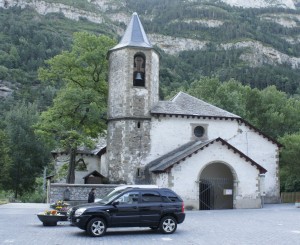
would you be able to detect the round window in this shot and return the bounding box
[194,126,205,137]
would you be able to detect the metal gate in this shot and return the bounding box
[199,178,233,210]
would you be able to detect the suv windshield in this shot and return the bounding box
[97,188,131,204]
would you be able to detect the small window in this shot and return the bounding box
[141,191,162,203]
[194,126,205,137]
[137,167,142,177]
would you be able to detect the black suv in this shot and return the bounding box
[69,187,185,237]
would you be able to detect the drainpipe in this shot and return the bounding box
[233,180,239,209]
[260,174,266,208]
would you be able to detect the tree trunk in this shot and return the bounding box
[66,148,76,184]
[14,161,20,199]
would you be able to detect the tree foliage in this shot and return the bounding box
[35,32,116,183]
[279,133,300,192]
[0,130,12,190]
[4,102,50,198]
[1,3,300,193]
[186,77,300,139]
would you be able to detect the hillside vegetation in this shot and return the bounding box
[1,0,300,199]
[1,1,300,100]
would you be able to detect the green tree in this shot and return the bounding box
[5,102,50,198]
[256,86,300,138]
[186,77,261,121]
[187,78,300,139]
[186,76,221,104]
[279,133,300,192]
[0,130,12,190]
[36,32,115,183]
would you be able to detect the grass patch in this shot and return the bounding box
[0,199,8,205]
[0,190,13,204]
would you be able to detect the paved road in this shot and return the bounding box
[0,203,299,245]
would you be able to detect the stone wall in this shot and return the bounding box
[106,48,159,184]
[49,183,118,204]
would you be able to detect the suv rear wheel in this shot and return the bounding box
[159,216,177,234]
[86,217,107,237]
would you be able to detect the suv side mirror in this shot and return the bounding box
[112,201,119,206]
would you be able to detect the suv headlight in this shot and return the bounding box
[74,208,87,217]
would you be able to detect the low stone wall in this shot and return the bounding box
[49,183,119,204]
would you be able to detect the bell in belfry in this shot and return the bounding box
[135,72,142,81]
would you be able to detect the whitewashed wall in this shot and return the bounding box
[54,153,101,184]
[154,141,262,209]
[100,152,108,177]
[229,123,280,202]
[146,116,239,164]
[148,116,279,203]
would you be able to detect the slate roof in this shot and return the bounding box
[110,12,152,51]
[151,92,240,119]
[151,92,281,146]
[83,170,105,179]
[51,138,106,157]
[148,137,267,174]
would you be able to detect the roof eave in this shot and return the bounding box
[151,112,240,120]
[149,137,267,174]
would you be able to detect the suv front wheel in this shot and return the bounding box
[159,216,177,234]
[86,217,107,237]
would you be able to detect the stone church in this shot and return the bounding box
[54,13,281,209]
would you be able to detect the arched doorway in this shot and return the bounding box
[199,162,234,210]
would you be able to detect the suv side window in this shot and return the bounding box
[141,191,162,203]
[115,191,139,205]
[161,190,182,203]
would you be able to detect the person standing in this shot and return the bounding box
[88,188,95,203]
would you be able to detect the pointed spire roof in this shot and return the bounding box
[110,12,152,51]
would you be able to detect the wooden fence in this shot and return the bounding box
[280,192,300,203]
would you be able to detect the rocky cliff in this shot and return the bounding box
[1,0,298,60]
[221,0,296,9]
[0,0,300,97]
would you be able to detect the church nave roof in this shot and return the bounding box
[151,91,240,119]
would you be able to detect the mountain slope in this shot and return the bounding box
[0,0,300,99]
[221,0,296,9]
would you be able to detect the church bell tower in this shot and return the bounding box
[106,13,159,184]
